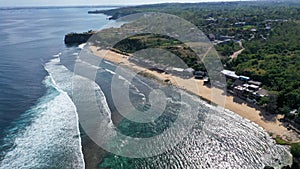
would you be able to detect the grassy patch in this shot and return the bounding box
[242,25,254,30]
[274,137,290,145]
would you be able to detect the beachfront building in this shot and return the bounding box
[248,80,262,87]
[239,75,250,82]
[221,69,239,80]
[165,67,195,78]
[194,71,205,79]
[222,69,267,104]
[185,68,195,74]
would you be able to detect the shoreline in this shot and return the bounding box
[90,46,300,143]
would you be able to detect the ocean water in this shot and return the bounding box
[75,48,293,168]
[0,7,113,168]
[0,6,294,169]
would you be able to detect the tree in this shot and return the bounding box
[266,93,278,113]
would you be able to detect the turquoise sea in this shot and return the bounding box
[0,6,294,169]
[0,6,113,168]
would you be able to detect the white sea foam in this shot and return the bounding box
[117,75,126,81]
[104,60,115,66]
[0,52,86,168]
[74,50,293,168]
[45,55,86,167]
[105,68,116,75]
[133,90,293,168]
[77,58,103,71]
[0,76,85,169]
[78,43,87,49]
[77,58,147,104]
[3,45,292,168]
[53,52,62,57]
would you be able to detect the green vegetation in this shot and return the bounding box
[275,137,290,145]
[93,0,300,122]
[215,40,242,57]
[291,143,300,158]
[64,30,95,45]
[90,1,300,168]
[228,22,300,114]
[114,33,203,70]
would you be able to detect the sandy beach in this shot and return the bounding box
[90,46,300,143]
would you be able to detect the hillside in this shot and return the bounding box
[90,1,300,120]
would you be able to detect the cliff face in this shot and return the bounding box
[64,31,95,45]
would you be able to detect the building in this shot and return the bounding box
[239,75,250,82]
[194,71,205,79]
[165,67,194,78]
[221,69,239,80]
[208,34,216,41]
[265,26,272,30]
[248,80,262,87]
[250,28,257,32]
[204,76,210,85]
[206,17,216,21]
[289,109,298,116]
[234,85,244,95]
[235,22,246,25]
[242,84,259,92]
[255,88,269,97]
[220,35,235,40]
[185,68,195,74]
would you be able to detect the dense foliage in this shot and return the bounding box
[94,0,300,118]
[228,21,300,113]
[91,1,300,168]
[113,33,203,70]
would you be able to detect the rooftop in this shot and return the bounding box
[249,80,262,86]
[221,69,239,79]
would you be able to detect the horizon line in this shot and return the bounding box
[0,0,262,9]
